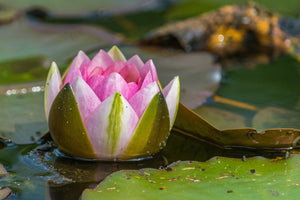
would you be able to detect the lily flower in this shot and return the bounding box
[44,46,180,160]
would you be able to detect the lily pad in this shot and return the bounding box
[193,105,247,130]
[0,0,144,15]
[173,54,300,150]
[253,107,300,131]
[0,56,49,85]
[174,103,300,149]
[217,55,300,111]
[82,155,300,199]
[0,92,47,144]
[0,17,120,64]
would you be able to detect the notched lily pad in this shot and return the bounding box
[174,103,300,150]
[82,155,300,199]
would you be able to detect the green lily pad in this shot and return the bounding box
[0,92,48,144]
[0,56,49,85]
[0,0,144,15]
[0,17,118,65]
[193,105,247,130]
[253,107,300,131]
[217,55,300,111]
[173,55,300,150]
[82,155,300,199]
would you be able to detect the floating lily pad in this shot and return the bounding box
[253,107,300,131]
[193,105,247,130]
[0,56,49,85]
[173,54,300,150]
[82,155,300,199]
[217,55,300,111]
[0,92,47,144]
[0,18,119,64]
[174,103,300,149]
[0,0,144,15]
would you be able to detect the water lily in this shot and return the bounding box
[44,46,180,160]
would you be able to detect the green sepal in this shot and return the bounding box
[121,92,170,159]
[48,83,97,159]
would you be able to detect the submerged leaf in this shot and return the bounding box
[82,155,300,199]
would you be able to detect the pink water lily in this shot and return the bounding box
[44,46,180,160]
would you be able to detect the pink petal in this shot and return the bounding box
[64,51,89,84]
[71,77,101,121]
[102,61,125,76]
[95,72,129,101]
[64,65,82,85]
[139,71,153,89]
[127,55,144,70]
[139,60,158,83]
[119,64,140,83]
[162,76,180,127]
[79,60,90,80]
[88,67,103,77]
[129,82,160,117]
[84,93,139,159]
[127,82,139,99]
[45,62,62,120]
[87,50,114,75]
[86,74,105,91]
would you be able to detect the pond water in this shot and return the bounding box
[0,0,300,199]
